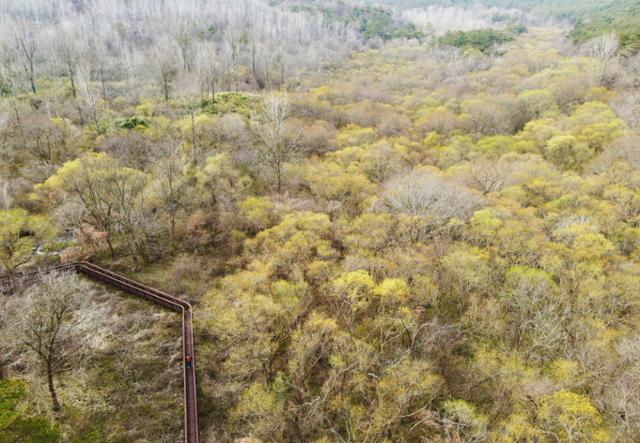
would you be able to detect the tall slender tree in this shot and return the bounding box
[252,92,300,193]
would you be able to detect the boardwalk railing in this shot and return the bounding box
[0,262,199,443]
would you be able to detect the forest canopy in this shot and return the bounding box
[2,0,640,442]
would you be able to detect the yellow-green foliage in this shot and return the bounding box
[231,381,285,439]
[545,134,592,170]
[0,209,55,273]
[334,124,377,147]
[237,196,277,232]
[193,28,640,441]
[538,391,609,442]
[442,399,488,441]
[6,21,640,443]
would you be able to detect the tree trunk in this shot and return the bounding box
[29,60,36,94]
[69,69,77,98]
[11,98,25,143]
[211,76,216,102]
[106,236,116,259]
[47,364,61,412]
[235,62,240,93]
[99,68,107,101]
[191,109,197,162]
[170,215,176,251]
[251,43,256,78]
[276,163,282,194]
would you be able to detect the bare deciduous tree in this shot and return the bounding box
[155,40,179,102]
[172,19,193,73]
[153,140,188,250]
[195,41,218,101]
[77,65,101,133]
[0,62,25,141]
[1,0,362,101]
[612,93,640,130]
[15,272,94,412]
[585,32,619,61]
[381,167,484,222]
[458,158,513,195]
[12,20,39,94]
[252,92,300,193]
[225,26,243,93]
[54,24,82,97]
